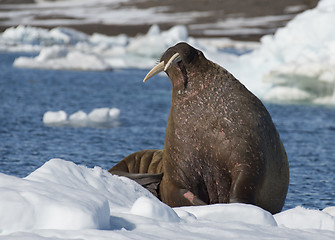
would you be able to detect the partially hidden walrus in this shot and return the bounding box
[109,42,289,214]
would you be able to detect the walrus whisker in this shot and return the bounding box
[143,61,165,82]
[164,53,182,71]
[155,56,162,65]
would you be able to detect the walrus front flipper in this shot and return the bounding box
[160,180,207,207]
[109,149,164,197]
[179,189,207,206]
[109,149,164,174]
[112,171,163,198]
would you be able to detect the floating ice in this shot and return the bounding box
[227,0,335,104]
[14,45,112,71]
[42,110,67,125]
[0,159,334,239]
[68,110,88,124]
[0,25,89,52]
[126,24,188,58]
[88,107,119,123]
[43,108,120,128]
[1,0,335,105]
[8,24,194,70]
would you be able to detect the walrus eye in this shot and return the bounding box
[143,53,182,82]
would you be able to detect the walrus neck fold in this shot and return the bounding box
[168,61,189,92]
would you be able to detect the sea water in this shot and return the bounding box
[0,52,334,211]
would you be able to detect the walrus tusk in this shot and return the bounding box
[143,53,182,82]
[164,53,181,71]
[143,61,165,82]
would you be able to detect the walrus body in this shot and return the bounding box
[110,42,289,214]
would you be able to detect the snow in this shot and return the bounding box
[0,159,334,239]
[175,203,277,227]
[189,14,293,37]
[43,108,120,127]
[131,196,180,222]
[229,0,335,104]
[42,110,67,125]
[275,206,335,231]
[0,159,154,235]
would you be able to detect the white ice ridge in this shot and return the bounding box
[43,108,120,127]
[228,0,335,104]
[1,24,194,70]
[0,159,334,239]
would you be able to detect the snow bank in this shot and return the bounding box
[275,206,335,231]
[229,0,335,104]
[43,108,120,128]
[0,159,334,239]
[0,159,155,234]
[175,203,277,227]
[324,206,335,217]
[131,196,180,222]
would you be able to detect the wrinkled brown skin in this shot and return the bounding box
[109,42,289,214]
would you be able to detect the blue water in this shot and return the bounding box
[1,52,334,211]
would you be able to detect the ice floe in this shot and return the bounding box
[0,159,334,239]
[1,0,335,105]
[43,108,120,127]
[230,0,335,104]
[3,24,195,70]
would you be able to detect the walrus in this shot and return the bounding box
[109,42,289,214]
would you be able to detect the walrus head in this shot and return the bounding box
[143,42,211,93]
